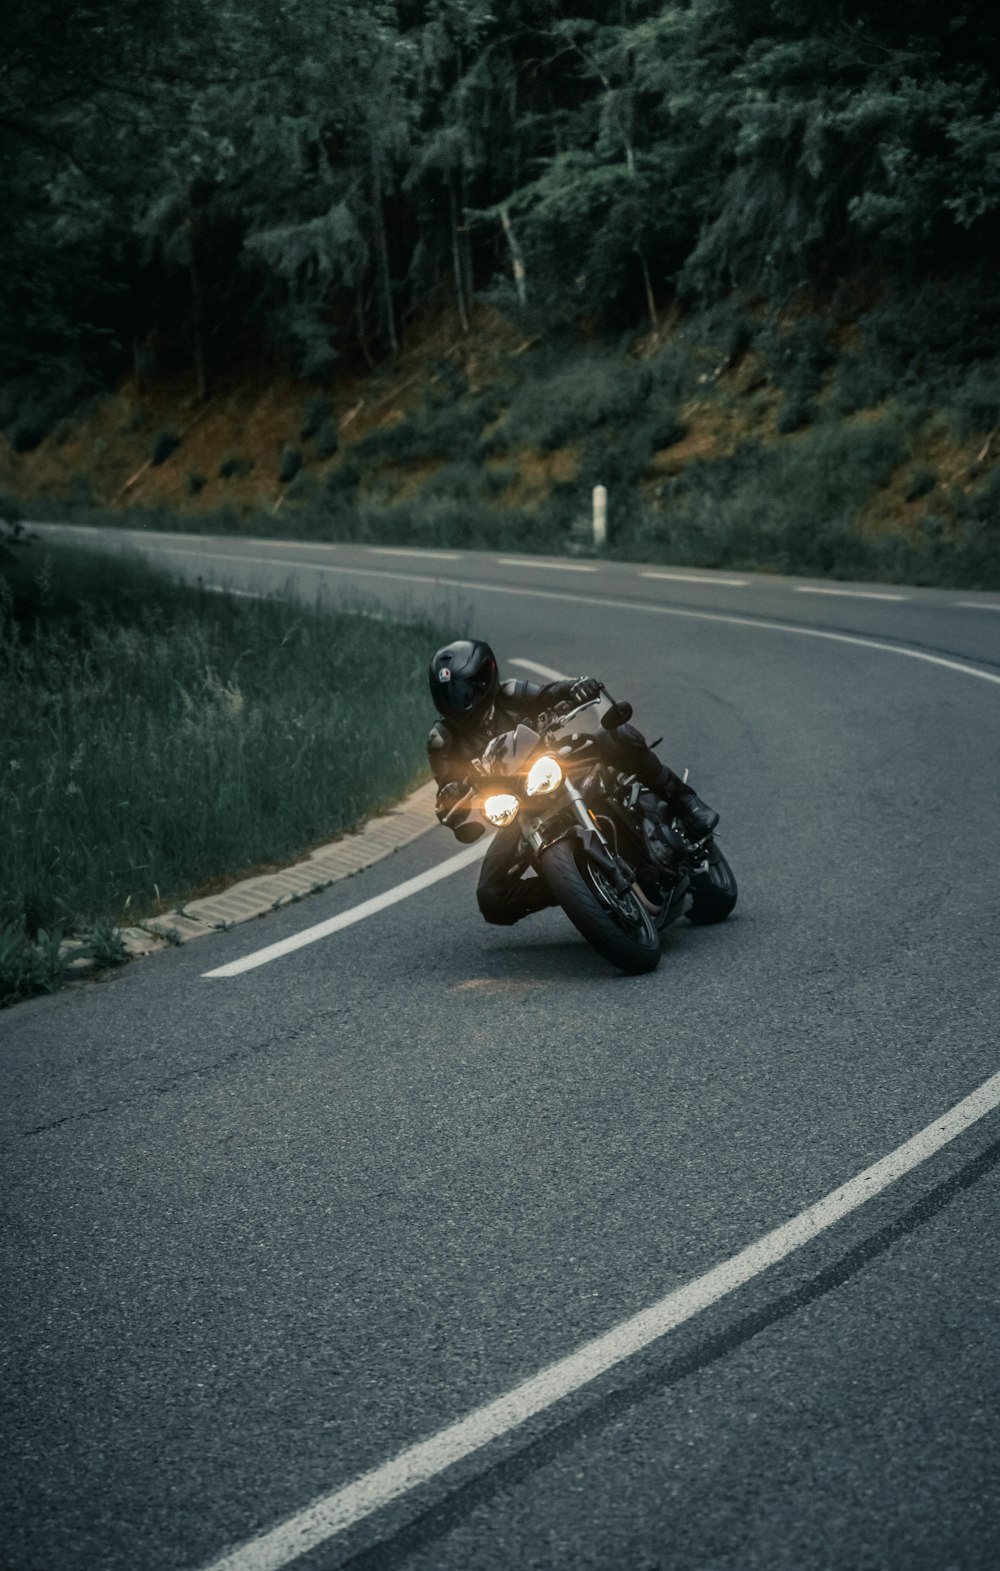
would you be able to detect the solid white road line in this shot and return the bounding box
[133,543,1000,693]
[641,570,747,587]
[202,842,488,978]
[498,557,598,572]
[198,1066,1000,1571]
[955,600,1000,611]
[509,657,571,683]
[369,547,462,560]
[795,585,907,602]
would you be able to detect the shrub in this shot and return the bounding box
[827,353,897,417]
[311,418,339,461]
[79,919,128,968]
[0,920,69,1008]
[904,466,937,503]
[355,397,488,467]
[219,455,254,479]
[300,394,334,442]
[187,472,207,495]
[8,419,47,454]
[151,428,181,465]
[949,365,1000,440]
[278,445,303,484]
[501,353,641,451]
[777,397,816,434]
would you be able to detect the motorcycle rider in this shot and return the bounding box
[428,638,719,927]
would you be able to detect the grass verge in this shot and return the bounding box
[0,539,453,1006]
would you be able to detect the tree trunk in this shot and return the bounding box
[355,274,375,368]
[449,178,471,335]
[187,218,210,401]
[635,245,658,332]
[371,162,398,357]
[499,205,527,306]
[459,164,475,327]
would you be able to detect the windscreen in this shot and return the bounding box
[480,724,541,776]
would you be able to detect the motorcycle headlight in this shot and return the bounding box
[526,755,563,796]
[483,793,520,827]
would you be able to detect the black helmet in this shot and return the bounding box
[429,639,499,721]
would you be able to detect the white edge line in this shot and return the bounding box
[199,1065,1000,1571]
[641,571,747,587]
[201,841,488,977]
[498,557,598,572]
[795,585,907,602]
[508,657,571,684]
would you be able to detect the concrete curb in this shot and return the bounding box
[118,780,438,956]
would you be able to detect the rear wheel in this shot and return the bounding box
[539,838,661,974]
[688,840,738,925]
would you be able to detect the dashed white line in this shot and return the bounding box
[498,557,598,572]
[641,570,747,587]
[202,841,488,978]
[955,600,1000,612]
[795,585,907,602]
[509,657,571,683]
[369,547,462,561]
[198,1066,1000,1571]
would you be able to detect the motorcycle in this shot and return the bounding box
[461,689,737,975]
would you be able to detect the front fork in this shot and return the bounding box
[523,779,632,894]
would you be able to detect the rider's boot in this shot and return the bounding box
[650,765,719,842]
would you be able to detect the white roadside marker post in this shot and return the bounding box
[593,484,607,551]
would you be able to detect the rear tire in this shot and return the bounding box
[539,838,661,975]
[688,840,738,925]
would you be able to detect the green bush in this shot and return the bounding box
[777,396,816,434]
[500,353,644,451]
[355,396,488,467]
[278,444,303,484]
[300,394,334,442]
[827,353,897,418]
[622,415,911,576]
[0,919,69,1007]
[904,466,937,503]
[311,418,339,460]
[949,365,1000,440]
[219,455,254,479]
[151,428,181,465]
[8,418,48,454]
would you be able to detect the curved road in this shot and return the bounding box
[4,527,1000,1571]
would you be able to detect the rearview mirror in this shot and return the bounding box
[601,700,633,730]
[454,821,486,844]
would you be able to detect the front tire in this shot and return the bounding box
[539,838,661,975]
[688,840,738,925]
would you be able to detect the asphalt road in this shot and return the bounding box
[4,527,1000,1571]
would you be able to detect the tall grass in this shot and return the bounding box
[0,543,452,949]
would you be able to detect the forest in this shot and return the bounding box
[3,1,1000,581]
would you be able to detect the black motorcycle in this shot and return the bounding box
[466,690,737,975]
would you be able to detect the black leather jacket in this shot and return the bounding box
[427,677,582,804]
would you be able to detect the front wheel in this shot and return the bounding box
[687,840,738,925]
[539,838,661,975]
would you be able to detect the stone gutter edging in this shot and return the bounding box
[117,779,439,957]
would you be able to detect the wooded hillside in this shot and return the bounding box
[3,3,999,583]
